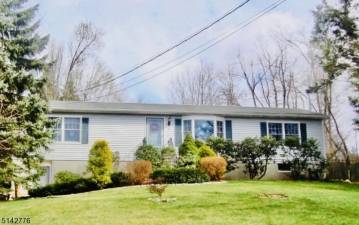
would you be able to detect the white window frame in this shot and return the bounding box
[216,120,225,138]
[50,117,63,143]
[49,115,85,144]
[181,115,225,141]
[64,117,82,143]
[265,120,301,140]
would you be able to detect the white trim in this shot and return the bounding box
[265,120,301,140]
[49,115,87,144]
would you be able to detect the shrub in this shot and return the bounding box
[127,160,152,184]
[238,137,278,180]
[195,139,205,148]
[148,184,167,199]
[283,137,326,180]
[197,145,216,158]
[29,178,99,197]
[87,140,113,188]
[207,137,239,171]
[199,157,227,181]
[135,144,161,168]
[178,134,198,167]
[161,147,177,167]
[109,172,130,187]
[151,168,209,183]
[54,171,81,184]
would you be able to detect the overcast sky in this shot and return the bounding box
[30,0,319,101]
[30,0,358,150]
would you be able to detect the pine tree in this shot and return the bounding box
[312,0,359,129]
[0,0,49,71]
[0,0,52,199]
[0,48,53,198]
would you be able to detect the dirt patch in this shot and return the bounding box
[259,192,288,200]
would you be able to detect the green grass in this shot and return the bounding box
[1,181,359,225]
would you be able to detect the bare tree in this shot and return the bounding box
[237,55,264,107]
[217,65,241,105]
[43,22,123,102]
[170,62,221,105]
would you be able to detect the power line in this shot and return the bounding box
[94,0,288,100]
[80,0,251,92]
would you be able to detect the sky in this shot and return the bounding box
[29,0,358,150]
[30,0,319,102]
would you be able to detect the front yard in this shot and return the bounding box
[1,181,359,225]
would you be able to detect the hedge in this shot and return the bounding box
[29,178,99,197]
[151,168,209,183]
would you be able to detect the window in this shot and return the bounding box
[175,119,182,146]
[217,121,224,137]
[285,123,299,137]
[81,118,89,144]
[146,118,164,147]
[39,166,51,186]
[268,123,283,140]
[183,120,192,136]
[195,120,214,141]
[64,117,81,142]
[225,120,232,140]
[278,163,291,172]
[50,117,62,141]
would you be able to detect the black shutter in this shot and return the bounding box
[81,117,89,144]
[225,120,232,140]
[260,122,267,137]
[300,123,307,143]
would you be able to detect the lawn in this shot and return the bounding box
[1,181,359,225]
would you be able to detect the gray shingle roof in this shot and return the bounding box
[49,100,325,120]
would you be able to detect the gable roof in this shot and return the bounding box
[49,100,325,120]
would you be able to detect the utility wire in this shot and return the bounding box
[94,0,288,100]
[80,0,251,92]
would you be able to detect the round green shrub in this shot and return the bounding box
[135,144,161,168]
[197,145,216,158]
[54,171,81,184]
[109,172,130,187]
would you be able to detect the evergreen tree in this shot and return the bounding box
[312,0,359,128]
[0,48,52,198]
[0,0,52,199]
[87,140,113,188]
[0,0,49,71]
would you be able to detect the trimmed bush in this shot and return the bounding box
[207,137,239,171]
[135,144,161,168]
[29,178,99,197]
[199,157,227,181]
[161,147,177,167]
[195,139,205,148]
[151,168,209,183]
[87,140,113,188]
[178,134,198,167]
[127,160,152,184]
[109,172,130,187]
[54,171,81,184]
[197,145,216,158]
[179,134,197,156]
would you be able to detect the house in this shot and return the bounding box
[40,100,326,185]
